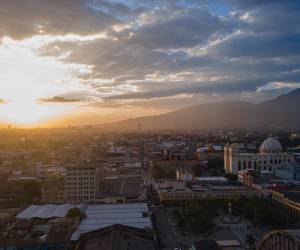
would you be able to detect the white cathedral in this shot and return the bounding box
[224,137,294,174]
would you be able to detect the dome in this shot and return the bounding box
[260,137,282,153]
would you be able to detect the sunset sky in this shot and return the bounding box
[0,0,299,127]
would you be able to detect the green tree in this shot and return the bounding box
[183,201,217,233]
[66,208,86,219]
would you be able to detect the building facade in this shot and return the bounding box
[155,182,262,204]
[41,186,66,204]
[65,165,100,203]
[258,230,300,250]
[274,162,300,180]
[150,159,200,170]
[224,137,294,175]
[176,168,194,182]
[272,190,300,216]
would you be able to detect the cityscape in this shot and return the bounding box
[0,128,299,250]
[0,1,300,250]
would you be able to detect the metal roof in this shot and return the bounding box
[71,203,151,241]
[16,204,85,219]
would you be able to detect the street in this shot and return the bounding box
[152,207,181,250]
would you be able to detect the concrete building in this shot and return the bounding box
[66,165,100,203]
[155,181,262,204]
[150,159,200,170]
[176,168,194,182]
[274,162,300,180]
[258,230,300,250]
[41,186,66,204]
[41,178,66,203]
[224,137,294,175]
[196,144,223,161]
[272,188,300,216]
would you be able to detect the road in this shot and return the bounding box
[152,207,182,250]
[141,170,183,249]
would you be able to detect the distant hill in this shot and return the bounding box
[101,88,300,131]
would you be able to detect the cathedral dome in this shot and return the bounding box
[260,137,282,153]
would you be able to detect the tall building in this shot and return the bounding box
[224,137,294,175]
[66,165,100,203]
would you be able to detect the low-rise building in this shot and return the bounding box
[150,159,200,170]
[155,181,262,204]
[76,224,155,250]
[176,168,194,182]
[275,162,300,180]
[272,188,300,216]
[41,179,66,203]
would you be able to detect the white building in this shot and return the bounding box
[66,165,100,203]
[224,137,294,175]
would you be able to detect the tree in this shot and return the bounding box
[183,201,217,233]
[21,181,41,203]
[66,208,86,219]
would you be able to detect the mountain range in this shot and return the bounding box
[101,89,300,131]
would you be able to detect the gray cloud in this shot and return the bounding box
[0,0,118,39]
[131,8,233,49]
[103,79,267,100]
[212,33,300,58]
[1,0,300,111]
[39,96,81,103]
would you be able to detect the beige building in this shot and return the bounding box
[176,168,194,182]
[272,190,300,216]
[66,165,100,203]
[155,181,262,204]
[224,137,294,175]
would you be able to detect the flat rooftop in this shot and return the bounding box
[16,204,86,219]
[71,203,151,241]
[157,181,252,193]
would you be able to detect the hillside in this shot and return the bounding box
[102,89,300,131]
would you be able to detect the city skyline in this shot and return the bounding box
[0,0,299,127]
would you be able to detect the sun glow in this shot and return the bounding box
[0,101,71,126]
[0,36,89,126]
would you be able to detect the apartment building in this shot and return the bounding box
[66,165,100,203]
